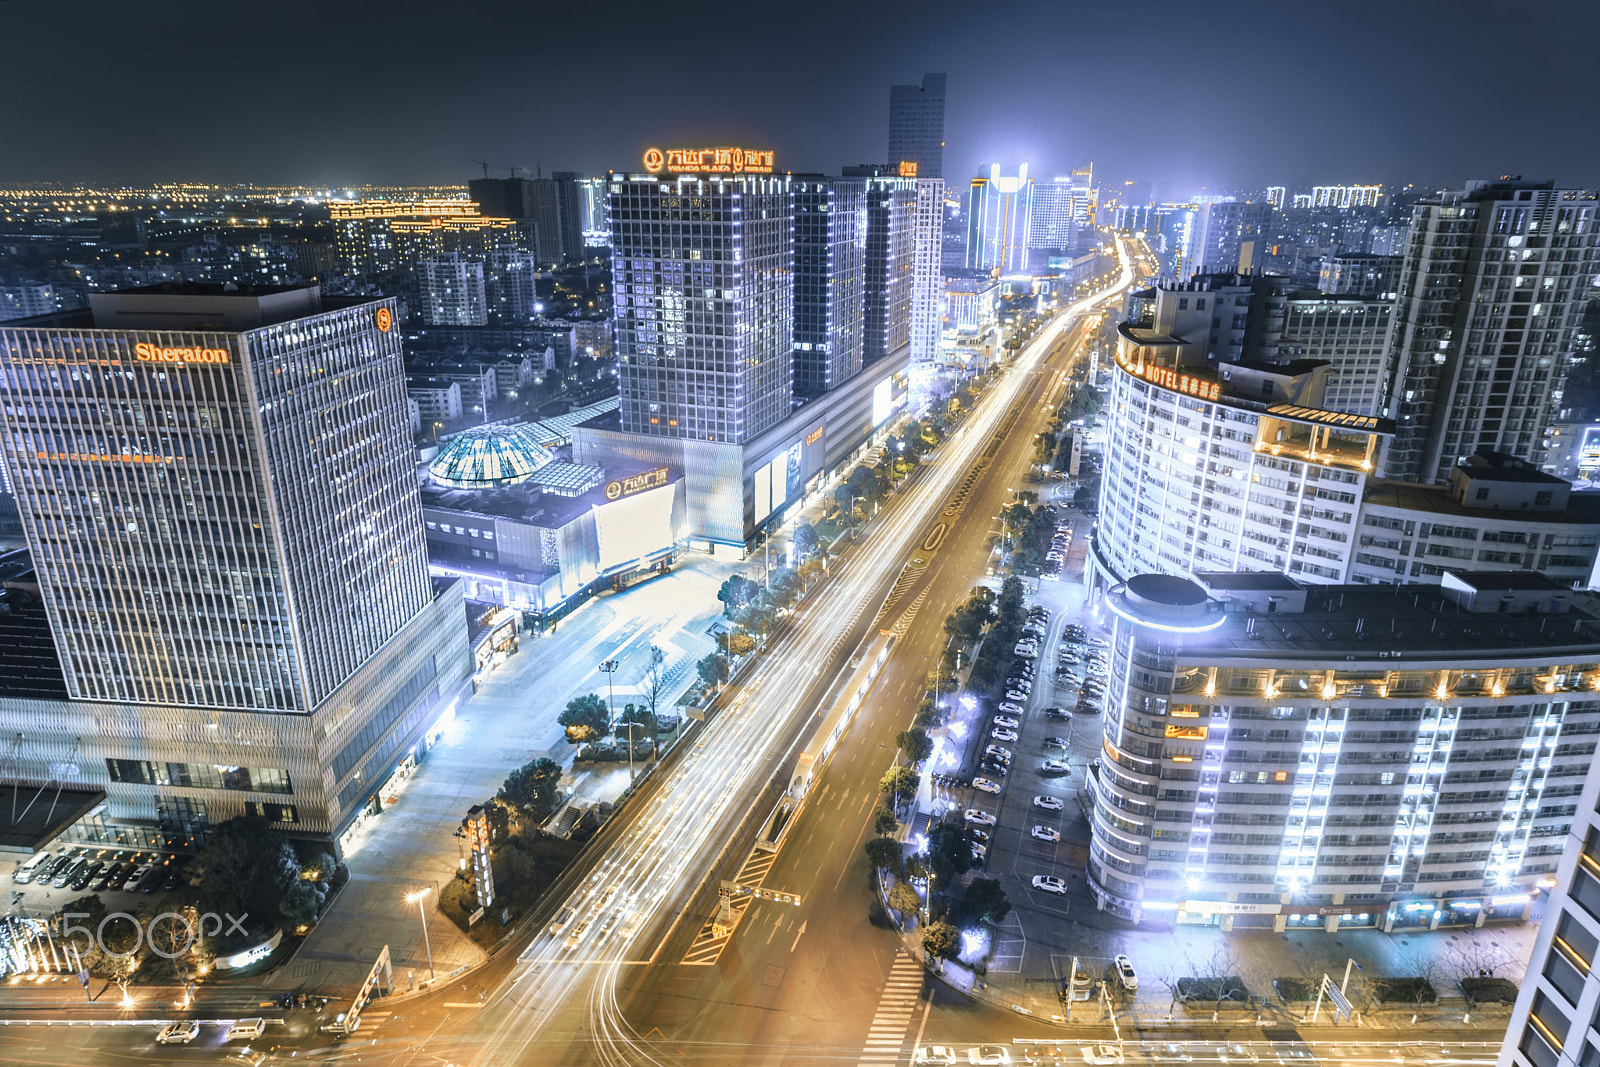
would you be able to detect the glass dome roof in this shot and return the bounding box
[428,425,555,488]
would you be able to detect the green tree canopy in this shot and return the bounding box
[957,877,1012,926]
[769,566,802,611]
[198,814,300,919]
[498,757,563,818]
[922,920,960,960]
[887,881,921,920]
[879,765,920,806]
[717,575,761,618]
[864,836,903,875]
[558,693,609,735]
[697,652,729,687]
[791,521,819,558]
[896,728,934,765]
[873,805,899,836]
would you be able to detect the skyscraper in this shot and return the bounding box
[1192,200,1274,275]
[887,73,946,180]
[909,176,946,365]
[419,253,489,326]
[610,174,794,443]
[967,164,1033,273]
[1385,179,1600,483]
[792,178,866,397]
[0,284,469,842]
[860,172,918,362]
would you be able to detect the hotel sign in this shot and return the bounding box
[898,161,918,178]
[1128,361,1221,402]
[604,466,670,501]
[643,146,776,175]
[805,425,824,446]
[134,342,230,365]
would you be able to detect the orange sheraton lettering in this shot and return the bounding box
[134,342,230,365]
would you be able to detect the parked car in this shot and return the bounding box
[971,843,988,865]
[1033,795,1063,811]
[1032,875,1067,895]
[973,777,1002,794]
[1044,708,1071,720]
[992,727,1019,743]
[964,810,996,827]
[993,715,1020,729]
[1031,826,1061,842]
[969,1047,1012,1065]
[914,1049,958,1066]
[967,827,991,844]
[1114,954,1138,991]
[984,745,1012,763]
[1042,759,1070,774]
[1005,690,1029,702]
[70,861,104,892]
[13,851,52,884]
[1045,736,1070,749]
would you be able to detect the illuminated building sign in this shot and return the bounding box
[643,146,776,175]
[36,451,179,464]
[898,161,918,178]
[134,342,230,365]
[805,425,824,446]
[604,466,670,501]
[1126,360,1221,402]
[374,307,392,333]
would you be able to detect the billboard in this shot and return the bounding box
[872,378,893,426]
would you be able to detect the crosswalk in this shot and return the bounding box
[857,952,924,1064]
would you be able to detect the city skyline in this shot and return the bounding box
[1,0,1596,192]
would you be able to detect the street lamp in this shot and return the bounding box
[599,658,619,729]
[405,886,435,981]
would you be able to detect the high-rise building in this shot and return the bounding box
[467,175,584,265]
[967,164,1033,273]
[1312,184,1383,208]
[910,177,945,365]
[1318,252,1402,300]
[0,284,470,843]
[1088,570,1598,928]
[577,177,610,251]
[1192,200,1274,275]
[485,249,540,323]
[844,167,918,363]
[887,73,946,180]
[330,198,529,277]
[1498,741,1600,1067]
[1385,180,1600,484]
[1029,171,1096,252]
[610,174,794,443]
[1279,292,1394,417]
[549,172,586,262]
[792,178,866,397]
[419,253,489,326]
[0,284,57,322]
[1266,186,1286,209]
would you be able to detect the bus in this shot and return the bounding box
[790,629,897,800]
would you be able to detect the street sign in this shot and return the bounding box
[1324,975,1353,1021]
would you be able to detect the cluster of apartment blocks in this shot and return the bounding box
[1089,571,1600,931]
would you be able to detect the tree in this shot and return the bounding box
[769,566,802,611]
[925,816,972,889]
[957,877,1012,926]
[639,645,669,727]
[558,693,609,738]
[864,836,903,875]
[727,631,756,657]
[879,766,920,806]
[833,483,853,517]
[498,757,563,818]
[873,805,900,836]
[792,520,819,559]
[888,882,921,923]
[736,596,777,639]
[922,921,960,960]
[896,728,934,765]
[797,558,824,590]
[302,851,339,884]
[279,880,322,924]
[717,575,761,618]
[847,464,877,503]
[198,814,301,920]
[697,652,729,688]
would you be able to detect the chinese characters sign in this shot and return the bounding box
[643,147,776,175]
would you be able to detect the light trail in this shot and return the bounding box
[463,240,1139,1066]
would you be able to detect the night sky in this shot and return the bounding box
[3,0,1597,193]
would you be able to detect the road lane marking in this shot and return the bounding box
[789,920,806,952]
[856,952,925,1066]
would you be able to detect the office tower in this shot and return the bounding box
[1088,570,1597,928]
[468,176,532,220]
[1499,747,1600,1067]
[1385,180,1600,484]
[549,172,586,262]
[966,164,1033,273]
[1266,186,1286,209]
[577,177,609,251]
[610,174,794,443]
[941,193,966,270]
[1192,200,1274,275]
[467,175,582,265]
[1312,184,1383,208]
[1029,174,1095,252]
[792,178,866,397]
[1318,253,1402,299]
[864,175,917,362]
[887,72,946,179]
[910,177,945,365]
[1279,292,1393,417]
[419,253,489,326]
[0,283,469,841]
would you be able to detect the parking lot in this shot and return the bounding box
[9,843,197,914]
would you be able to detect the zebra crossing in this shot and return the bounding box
[681,848,777,964]
[856,952,925,1064]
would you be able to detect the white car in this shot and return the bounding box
[914,1049,959,1066]
[992,727,1019,743]
[1033,795,1062,811]
[998,702,1025,716]
[1032,875,1067,894]
[1081,1047,1124,1066]
[1114,953,1137,991]
[973,777,1002,794]
[964,809,996,826]
[1014,645,1037,658]
[993,714,1020,728]
[969,1047,1012,1065]
[1031,825,1060,842]
[1152,1046,1192,1063]
[156,1021,201,1044]
[1042,759,1070,773]
[984,745,1012,762]
[1217,1047,1259,1064]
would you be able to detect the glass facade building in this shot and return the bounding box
[792,178,866,398]
[609,176,795,444]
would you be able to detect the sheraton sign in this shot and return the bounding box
[134,342,230,365]
[604,466,670,501]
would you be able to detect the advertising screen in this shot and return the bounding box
[596,483,675,573]
[872,378,892,426]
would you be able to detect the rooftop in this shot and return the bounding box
[1364,480,1600,523]
[1456,449,1567,485]
[428,424,555,489]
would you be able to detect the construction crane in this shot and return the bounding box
[469,159,521,179]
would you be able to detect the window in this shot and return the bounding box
[1476,488,1490,500]
[1537,492,1554,506]
[1531,991,1572,1051]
